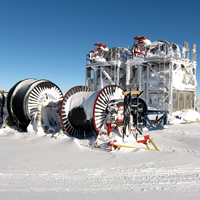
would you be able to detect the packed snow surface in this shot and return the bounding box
[1,115,200,199]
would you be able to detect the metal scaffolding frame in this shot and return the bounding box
[86,39,197,114]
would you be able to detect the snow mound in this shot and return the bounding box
[169,109,200,124]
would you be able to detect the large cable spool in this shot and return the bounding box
[6,79,63,130]
[60,85,124,138]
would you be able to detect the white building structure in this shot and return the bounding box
[85,37,197,114]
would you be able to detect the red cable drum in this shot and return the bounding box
[60,85,124,138]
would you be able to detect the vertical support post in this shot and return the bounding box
[164,113,167,126]
[143,113,147,128]
[85,67,92,88]
[136,93,138,139]
[147,63,150,106]
[184,67,187,84]
[114,65,116,84]
[85,68,88,87]
[192,44,196,62]
[126,63,130,91]
[169,62,173,114]
[177,90,180,111]
[182,46,185,59]
[100,66,103,89]
[117,64,120,85]
[137,65,142,91]
[184,42,189,60]
[93,68,98,91]
[36,105,42,132]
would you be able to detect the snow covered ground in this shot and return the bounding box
[0,118,200,200]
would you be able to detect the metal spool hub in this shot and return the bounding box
[132,97,148,124]
[6,79,63,129]
[60,85,124,137]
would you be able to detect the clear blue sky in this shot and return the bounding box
[1,0,200,98]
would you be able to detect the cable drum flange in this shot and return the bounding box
[6,79,31,125]
[60,86,93,137]
[25,80,63,120]
[93,85,124,134]
[10,79,38,128]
